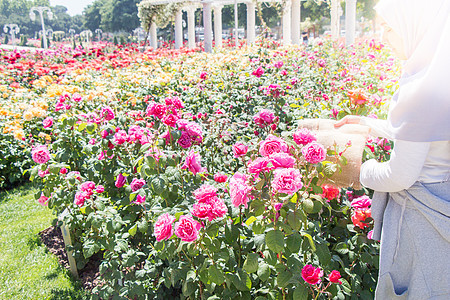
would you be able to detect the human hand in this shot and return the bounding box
[334,115,362,128]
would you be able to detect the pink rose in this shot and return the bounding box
[72,93,82,102]
[193,184,218,203]
[367,230,374,240]
[101,106,115,121]
[74,191,89,207]
[350,195,372,209]
[130,178,146,192]
[185,122,203,142]
[163,114,179,127]
[192,202,211,220]
[253,109,275,128]
[259,135,288,157]
[178,131,192,149]
[229,172,252,208]
[154,213,176,241]
[271,168,303,195]
[60,167,68,175]
[38,194,49,206]
[38,169,49,178]
[134,194,146,205]
[175,215,201,242]
[32,145,51,164]
[95,185,104,193]
[233,142,248,158]
[247,157,270,175]
[114,130,128,145]
[81,181,96,192]
[181,150,207,175]
[146,101,167,119]
[293,128,317,146]
[214,173,228,183]
[115,173,127,188]
[208,198,228,220]
[302,142,326,164]
[301,265,323,285]
[252,66,264,77]
[269,153,295,169]
[42,117,53,128]
[200,71,207,80]
[328,270,342,284]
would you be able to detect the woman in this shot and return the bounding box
[335,0,450,299]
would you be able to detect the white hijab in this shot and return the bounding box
[376,0,450,142]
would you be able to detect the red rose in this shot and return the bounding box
[328,270,342,284]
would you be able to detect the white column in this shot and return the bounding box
[291,0,301,45]
[150,22,157,49]
[345,0,357,45]
[186,7,196,49]
[213,5,223,48]
[174,9,183,49]
[203,2,213,52]
[246,1,256,44]
[282,0,292,45]
[331,0,339,39]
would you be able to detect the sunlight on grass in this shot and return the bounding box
[0,186,86,300]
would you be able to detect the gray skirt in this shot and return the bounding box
[372,181,450,300]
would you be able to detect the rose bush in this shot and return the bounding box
[0,38,400,299]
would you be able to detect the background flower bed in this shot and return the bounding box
[1,39,399,299]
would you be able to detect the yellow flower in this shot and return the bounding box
[23,110,33,121]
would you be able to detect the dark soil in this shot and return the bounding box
[39,226,101,290]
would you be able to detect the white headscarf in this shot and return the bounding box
[376,0,450,142]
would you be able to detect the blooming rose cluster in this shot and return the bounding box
[253,109,276,128]
[301,265,342,285]
[252,66,264,77]
[271,168,303,195]
[261,84,282,98]
[113,125,153,146]
[74,181,104,207]
[54,93,74,112]
[175,119,204,148]
[302,141,326,164]
[259,135,288,157]
[191,184,228,221]
[233,142,248,158]
[350,195,372,229]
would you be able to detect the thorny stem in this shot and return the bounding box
[237,206,243,268]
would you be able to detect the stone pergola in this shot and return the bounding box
[145,0,357,52]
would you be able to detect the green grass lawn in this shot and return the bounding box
[0,185,87,300]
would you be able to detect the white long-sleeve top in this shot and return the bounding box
[359,117,450,193]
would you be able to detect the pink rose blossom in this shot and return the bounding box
[252,66,264,77]
[214,173,228,183]
[134,194,146,204]
[293,128,317,146]
[328,270,342,284]
[130,178,146,192]
[200,71,208,80]
[101,106,115,121]
[178,131,192,148]
[229,172,252,208]
[253,109,276,128]
[302,142,326,164]
[271,168,303,195]
[115,173,127,188]
[233,142,248,158]
[350,195,372,209]
[192,202,211,219]
[367,230,374,240]
[38,169,49,178]
[154,213,176,241]
[74,191,89,207]
[72,93,82,102]
[175,215,201,242]
[42,117,53,128]
[60,167,68,175]
[247,157,270,175]
[114,130,128,145]
[185,122,203,142]
[163,114,179,127]
[208,198,228,220]
[181,150,207,175]
[81,181,96,192]
[38,194,49,206]
[269,153,295,169]
[301,265,323,285]
[193,184,218,203]
[32,145,51,164]
[259,135,288,157]
[146,101,167,119]
[95,185,104,193]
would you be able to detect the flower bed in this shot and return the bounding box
[1,39,399,299]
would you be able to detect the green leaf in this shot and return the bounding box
[277,271,292,288]
[77,122,87,131]
[255,178,265,190]
[334,242,349,255]
[293,284,309,300]
[209,264,224,284]
[243,253,259,273]
[151,177,166,195]
[302,199,314,214]
[340,278,352,295]
[265,230,285,253]
[286,232,302,253]
[315,241,331,266]
[300,232,316,251]
[287,212,302,231]
[245,216,257,226]
[128,224,138,236]
[257,263,271,282]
